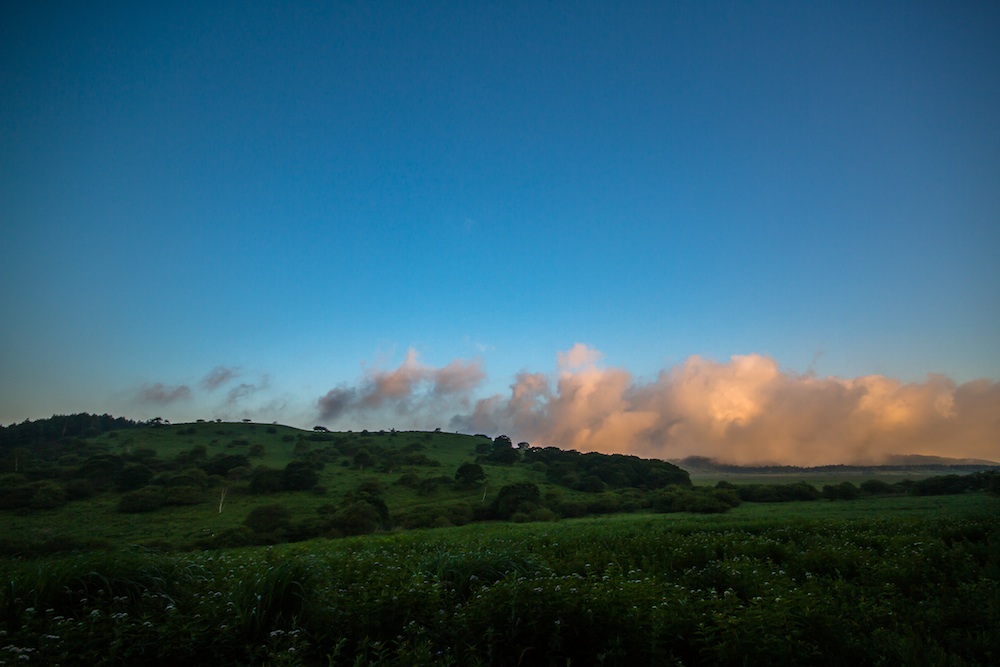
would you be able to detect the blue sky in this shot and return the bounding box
[2,2,998,463]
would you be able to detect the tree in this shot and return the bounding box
[282,461,318,491]
[485,436,518,465]
[492,482,540,519]
[118,486,165,513]
[822,481,860,501]
[353,450,375,470]
[455,462,486,487]
[249,466,284,494]
[117,463,154,492]
[244,503,292,534]
[332,501,383,536]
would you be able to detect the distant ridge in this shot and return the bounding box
[672,455,1000,475]
[881,454,1000,467]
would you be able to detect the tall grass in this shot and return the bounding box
[1,495,997,665]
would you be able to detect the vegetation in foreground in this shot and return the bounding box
[1,497,998,666]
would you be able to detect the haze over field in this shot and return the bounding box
[2,2,998,464]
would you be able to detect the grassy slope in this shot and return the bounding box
[4,422,599,549]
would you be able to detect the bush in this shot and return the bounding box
[64,478,96,500]
[117,463,154,492]
[530,507,558,522]
[194,526,258,549]
[737,482,820,502]
[912,475,971,496]
[118,486,165,513]
[28,481,67,510]
[249,466,284,494]
[282,461,318,491]
[491,482,540,519]
[163,486,205,506]
[822,481,860,501]
[860,479,896,496]
[244,504,293,534]
[332,501,383,536]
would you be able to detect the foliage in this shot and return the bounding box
[527,446,691,490]
[737,482,822,502]
[282,460,319,491]
[249,466,285,494]
[490,481,540,519]
[1,504,998,665]
[822,480,860,500]
[455,462,486,487]
[652,486,741,513]
[117,486,165,513]
[244,503,293,534]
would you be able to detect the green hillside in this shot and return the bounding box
[0,416,692,555]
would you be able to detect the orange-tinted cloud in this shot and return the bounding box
[453,345,1000,465]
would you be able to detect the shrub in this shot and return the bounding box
[27,481,67,509]
[332,501,383,536]
[163,486,205,506]
[118,486,165,513]
[455,463,486,486]
[491,482,540,519]
[64,478,96,500]
[117,463,154,492]
[823,481,860,500]
[860,479,896,495]
[737,482,821,502]
[530,507,558,522]
[282,461,318,491]
[244,503,293,534]
[249,466,284,494]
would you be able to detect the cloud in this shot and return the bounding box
[139,382,191,405]
[201,366,239,391]
[226,378,267,406]
[453,344,1000,466]
[558,342,603,370]
[317,387,358,421]
[316,349,486,424]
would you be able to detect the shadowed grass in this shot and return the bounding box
[420,548,550,600]
[231,559,312,641]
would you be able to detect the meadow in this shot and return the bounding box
[1,417,998,665]
[1,494,997,666]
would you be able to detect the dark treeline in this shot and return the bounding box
[725,471,1000,502]
[0,413,141,449]
[676,455,997,474]
[524,445,691,491]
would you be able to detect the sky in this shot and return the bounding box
[2,1,998,465]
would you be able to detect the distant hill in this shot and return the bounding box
[672,455,1000,475]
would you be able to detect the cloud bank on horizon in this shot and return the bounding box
[313,344,1000,466]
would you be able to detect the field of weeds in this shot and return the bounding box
[2,494,998,666]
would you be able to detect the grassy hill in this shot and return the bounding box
[0,418,692,555]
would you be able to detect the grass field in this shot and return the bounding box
[1,492,997,666]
